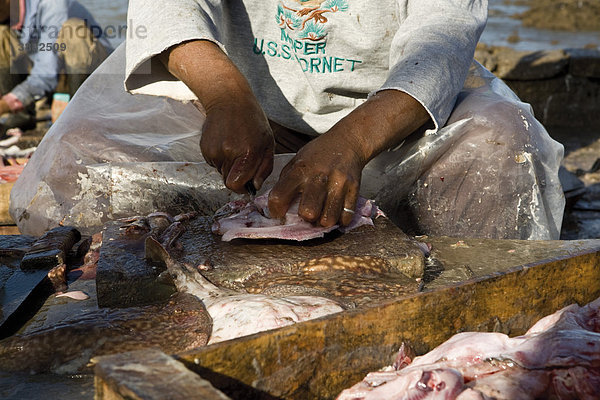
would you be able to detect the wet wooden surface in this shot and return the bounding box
[0,225,20,235]
[96,221,175,308]
[94,349,231,400]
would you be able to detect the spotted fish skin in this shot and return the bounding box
[0,292,212,374]
[145,237,344,344]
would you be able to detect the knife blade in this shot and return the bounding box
[245,180,257,201]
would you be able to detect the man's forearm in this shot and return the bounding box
[160,40,256,111]
[326,90,430,165]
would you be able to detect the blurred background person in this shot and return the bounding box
[0,0,112,134]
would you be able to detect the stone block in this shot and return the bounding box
[95,349,230,400]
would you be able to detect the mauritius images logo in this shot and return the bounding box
[276,0,349,42]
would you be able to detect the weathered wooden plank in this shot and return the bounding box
[0,182,15,225]
[0,234,42,338]
[94,349,231,400]
[174,239,600,399]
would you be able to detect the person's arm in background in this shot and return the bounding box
[1,0,69,113]
[268,0,488,227]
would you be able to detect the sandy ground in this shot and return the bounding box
[514,0,600,32]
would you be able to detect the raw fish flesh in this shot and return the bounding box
[145,237,345,344]
[212,191,379,241]
[337,297,600,399]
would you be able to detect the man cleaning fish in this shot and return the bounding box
[9,0,565,241]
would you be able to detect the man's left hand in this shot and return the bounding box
[268,89,430,227]
[268,132,364,227]
[0,93,24,114]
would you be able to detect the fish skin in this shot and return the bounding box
[212,191,378,242]
[0,292,212,374]
[145,237,344,344]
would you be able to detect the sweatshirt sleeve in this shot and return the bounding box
[124,0,226,100]
[374,0,487,132]
[10,0,69,107]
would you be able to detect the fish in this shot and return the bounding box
[145,237,345,344]
[337,297,600,400]
[56,290,90,300]
[212,190,380,242]
[0,292,212,374]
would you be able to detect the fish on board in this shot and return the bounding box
[145,237,345,344]
[0,292,212,374]
[212,191,380,242]
[337,297,600,400]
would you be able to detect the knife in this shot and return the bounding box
[245,180,257,200]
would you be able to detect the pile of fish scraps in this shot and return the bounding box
[337,296,600,399]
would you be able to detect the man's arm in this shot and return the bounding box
[268,89,429,227]
[270,0,487,227]
[161,40,274,193]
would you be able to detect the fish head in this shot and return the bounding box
[412,368,465,399]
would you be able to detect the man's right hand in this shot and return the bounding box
[200,96,274,193]
[161,40,274,194]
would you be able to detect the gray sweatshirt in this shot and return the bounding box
[125,0,487,135]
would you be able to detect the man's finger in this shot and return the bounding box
[253,153,274,191]
[319,179,346,227]
[226,152,259,193]
[298,172,328,223]
[341,181,360,226]
[268,170,302,219]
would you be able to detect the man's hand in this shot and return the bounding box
[269,90,430,227]
[1,93,24,114]
[200,97,274,193]
[161,40,274,193]
[269,133,363,227]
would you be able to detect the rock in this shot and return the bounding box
[476,46,570,80]
[567,48,600,78]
